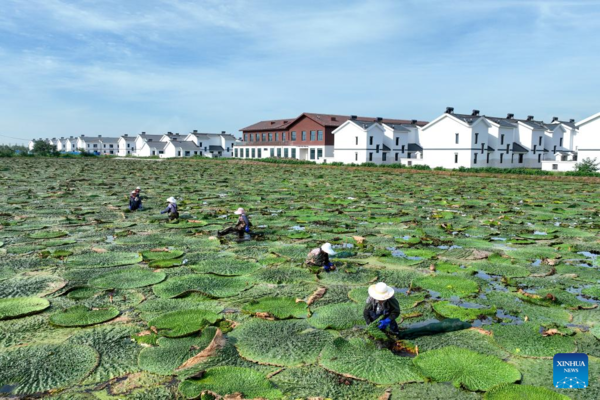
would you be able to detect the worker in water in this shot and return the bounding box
[129,190,142,211]
[364,282,401,335]
[305,242,336,272]
[218,207,251,238]
[160,197,179,221]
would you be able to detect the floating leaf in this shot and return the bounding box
[49,305,119,327]
[0,297,50,320]
[89,267,166,289]
[148,309,219,337]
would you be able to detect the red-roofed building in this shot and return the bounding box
[237,112,428,162]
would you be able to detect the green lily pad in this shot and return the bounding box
[415,275,479,298]
[242,297,308,319]
[148,309,220,337]
[413,346,521,391]
[141,250,184,261]
[191,258,261,276]
[89,267,166,289]
[179,366,282,399]
[49,305,120,327]
[152,274,254,299]
[491,324,576,357]
[308,302,364,330]
[432,301,496,321]
[319,337,424,384]
[66,252,143,268]
[0,297,50,320]
[484,383,570,400]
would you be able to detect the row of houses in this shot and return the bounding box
[235,109,600,171]
[29,109,600,171]
[29,131,238,159]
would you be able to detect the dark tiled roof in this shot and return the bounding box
[139,134,163,141]
[382,144,391,152]
[511,142,529,153]
[453,113,546,129]
[100,137,120,144]
[173,141,200,150]
[487,145,495,152]
[241,112,428,132]
[407,143,423,152]
[209,145,225,152]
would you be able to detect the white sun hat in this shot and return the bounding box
[131,191,136,194]
[321,242,336,255]
[136,187,141,190]
[167,197,176,204]
[234,207,245,215]
[368,282,395,301]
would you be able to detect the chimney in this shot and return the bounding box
[193,130,198,133]
[351,115,357,120]
[123,134,128,137]
[60,136,64,139]
[445,107,454,114]
[70,136,73,139]
[376,117,383,122]
[270,121,276,125]
[176,133,180,136]
[411,119,418,125]
[283,120,288,124]
[221,131,226,134]
[506,113,514,119]
[569,119,575,123]
[98,135,102,137]
[552,116,559,122]
[141,131,146,134]
[527,115,534,121]
[472,109,480,116]
[331,117,337,121]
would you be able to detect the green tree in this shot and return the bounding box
[0,145,15,157]
[575,157,599,173]
[32,140,59,156]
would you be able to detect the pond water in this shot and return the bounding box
[0,385,16,394]
[289,225,305,231]
[106,235,114,243]
[533,231,547,235]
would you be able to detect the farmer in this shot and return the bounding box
[160,197,179,221]
[305,242,336,272]
[364,282,401,335]
[218,207,252,238]
[129,190,142,211]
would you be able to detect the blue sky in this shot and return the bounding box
[1,0,599,144]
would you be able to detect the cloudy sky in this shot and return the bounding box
[0,0,599,144]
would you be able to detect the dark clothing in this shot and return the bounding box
[305,248,330,267]
[364,296,401,334]
[129,195,142,211]
[161,203,179,220]
[219,213,251,237]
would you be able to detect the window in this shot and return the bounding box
[474,153,478,164]
[355,152,358,161]
[310,131,316,141]
[235,149,238,157]
[284,148,288,158]
[302,131,306,141]
[512,154,515,163]
[455,133,459,144]
[226,147,230,152]
[533,145,537,154]
[291,148,296,158]
[382,152,387,162]
[251,148,255,158]
[559,137,563,147]
[395,137,399,146]
[408,161,412,166]
[310,149,315,160]
[486,153,490,163]
[317,131,323,141]
[376,144,380,153]
[93,144,97,148]
[185,151,190,156]
[283,132,287,141]
[395,153,399,161]
[475,133,479,144]
[200,151,203,156]
[369,152,373,161]
[262,133,266,141]
[245,148,249,157]
[500,153,504,163]
[127,143,130,147]
[258,149,262,158]
[538,154,541,163]
[408,152,412,159]
[291,131,296,140]
[553,145,557,153]
[194,151,197,155]
[268,133,273,141]
[454,153,458,163]
[270,148,274,157]
[552,164,558,170]
[277,148,281,157]
[369,136,373,145]
[317,149,323,159]
[355,137,358,146]
[275,133,279,141]
[152,150,156,155]
[518,154,524,163]
[539,136,542,146]
[401,145,405,154]
[199,142,203,148]
[506,144,509,154]
[481,143,485,154]
[501,134,505,145]
[110,144,113,148]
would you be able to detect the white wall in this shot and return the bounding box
[541,160,577,172]
[577,114,600,163]
[419,115,474,169]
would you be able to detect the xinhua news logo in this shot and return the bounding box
[553,353,588,389]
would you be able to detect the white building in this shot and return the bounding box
[99,137,119,155]
[331,117,424,164]
[117,134,136,156]
[574,112,600,163]
[160,130,237,158]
